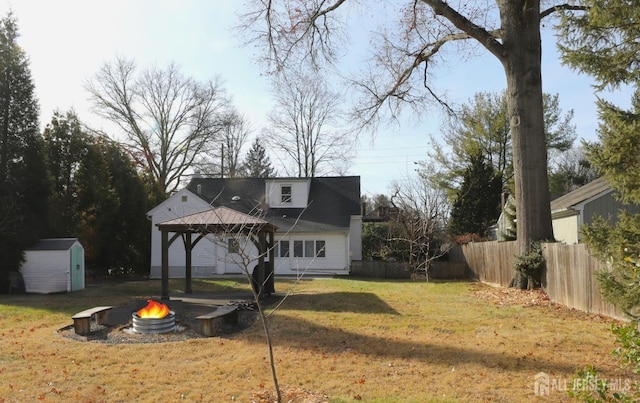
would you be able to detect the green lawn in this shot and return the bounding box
[0,277,635,402]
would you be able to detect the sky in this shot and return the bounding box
[1,0,632,198]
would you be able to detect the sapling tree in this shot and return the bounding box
[196,207,313,402]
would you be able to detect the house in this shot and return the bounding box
[147,176,362,278]
[550,177,640,244]
[492,178,640,244]
[20,238,85,293]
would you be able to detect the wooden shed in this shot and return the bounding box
[21,238,85,294]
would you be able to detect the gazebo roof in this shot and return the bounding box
[156,206,278,233]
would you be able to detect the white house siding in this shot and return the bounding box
[349,216,362,261]
[274,232,350,276]
[265,179,310,208]
[552,214,580,244]
[148,189,219,278]
[22,249,70,293]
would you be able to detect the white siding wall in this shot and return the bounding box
[552,214,580,244]
[21,250,70,293]
[149,189,218,278]
[349,215,362,261]
[265,179,310,208]
[274,232,350,276]
[149,186,356,278]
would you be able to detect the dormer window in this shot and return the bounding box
[281,185,292,203]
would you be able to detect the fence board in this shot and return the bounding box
[543,243,625,320]
[354,241,625,320]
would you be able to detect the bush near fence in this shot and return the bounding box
[450,241,626,321]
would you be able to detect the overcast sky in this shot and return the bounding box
[2,1,631,197]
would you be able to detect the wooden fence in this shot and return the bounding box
[350,260,469,280]
[451,241,626,321]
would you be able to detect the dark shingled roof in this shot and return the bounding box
[186,176,361,232]
[25,238,80,251]
[550,177,610,212]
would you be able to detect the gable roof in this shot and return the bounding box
[157,206,277,233]
[185,176,361,232]
[25,238,81,251]
[550,177,610,212]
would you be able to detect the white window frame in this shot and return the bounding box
[281,185,292,204]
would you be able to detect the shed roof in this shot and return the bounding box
[550,177,610,212]
[25,238,80,251]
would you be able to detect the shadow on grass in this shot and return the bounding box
[242,313,581,375]
[278,292,400,315]
[0,278,253,315]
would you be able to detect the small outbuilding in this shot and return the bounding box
[21,238,85,294]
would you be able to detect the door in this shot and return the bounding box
[70,244,85,291]
[223,238,243,274]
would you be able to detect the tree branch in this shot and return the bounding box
[540,4,589,20]
[422,0,504,60]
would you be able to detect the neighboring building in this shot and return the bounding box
[147,176,362,278]
[21,238,85,293]
[492,178,640,244]
[550,177,640,244]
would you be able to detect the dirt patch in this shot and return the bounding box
[250,387,330,403]
[470,285,553,307]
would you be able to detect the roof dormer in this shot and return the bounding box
[265,178,310,208]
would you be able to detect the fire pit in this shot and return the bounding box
[131,299,176,334]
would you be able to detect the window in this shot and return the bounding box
[316,240,326,257]
[281,185,292,203]
[181,195,188,202]
[291,239,326,258]
[227,238,239,253]
[304,240,314,257]
[277,240,290,257]
[293,240,304,257]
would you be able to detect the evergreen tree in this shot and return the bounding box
[101,138,150,273]
[42,111,87,236]
[425,91,576,198]
[0,13,47,286]
[582,93,640,318]
[559,1,640,317]
[242,137,276,178]
[42,110,151,274]
[448,153,502,237]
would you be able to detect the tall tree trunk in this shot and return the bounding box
[500,0,554,287]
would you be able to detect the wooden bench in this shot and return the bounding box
[72,306,113,335]
[196,305,238,337]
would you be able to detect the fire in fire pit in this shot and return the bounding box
[131,299,176,334]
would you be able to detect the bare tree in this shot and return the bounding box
[264,72,353,177]
[389,174,450,280]
[85,57,230,198]
[240,0,587,282]
[199,110,252,178]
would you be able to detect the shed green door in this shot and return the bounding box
[70,244,84,291]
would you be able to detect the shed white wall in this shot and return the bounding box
[21,249,70,293]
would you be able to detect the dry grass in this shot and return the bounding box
[0,277,637,402]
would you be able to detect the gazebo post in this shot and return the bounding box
[257,232,266,298]
[266,229,275,294]
[184,231,192,294]
[161,230,169,300]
